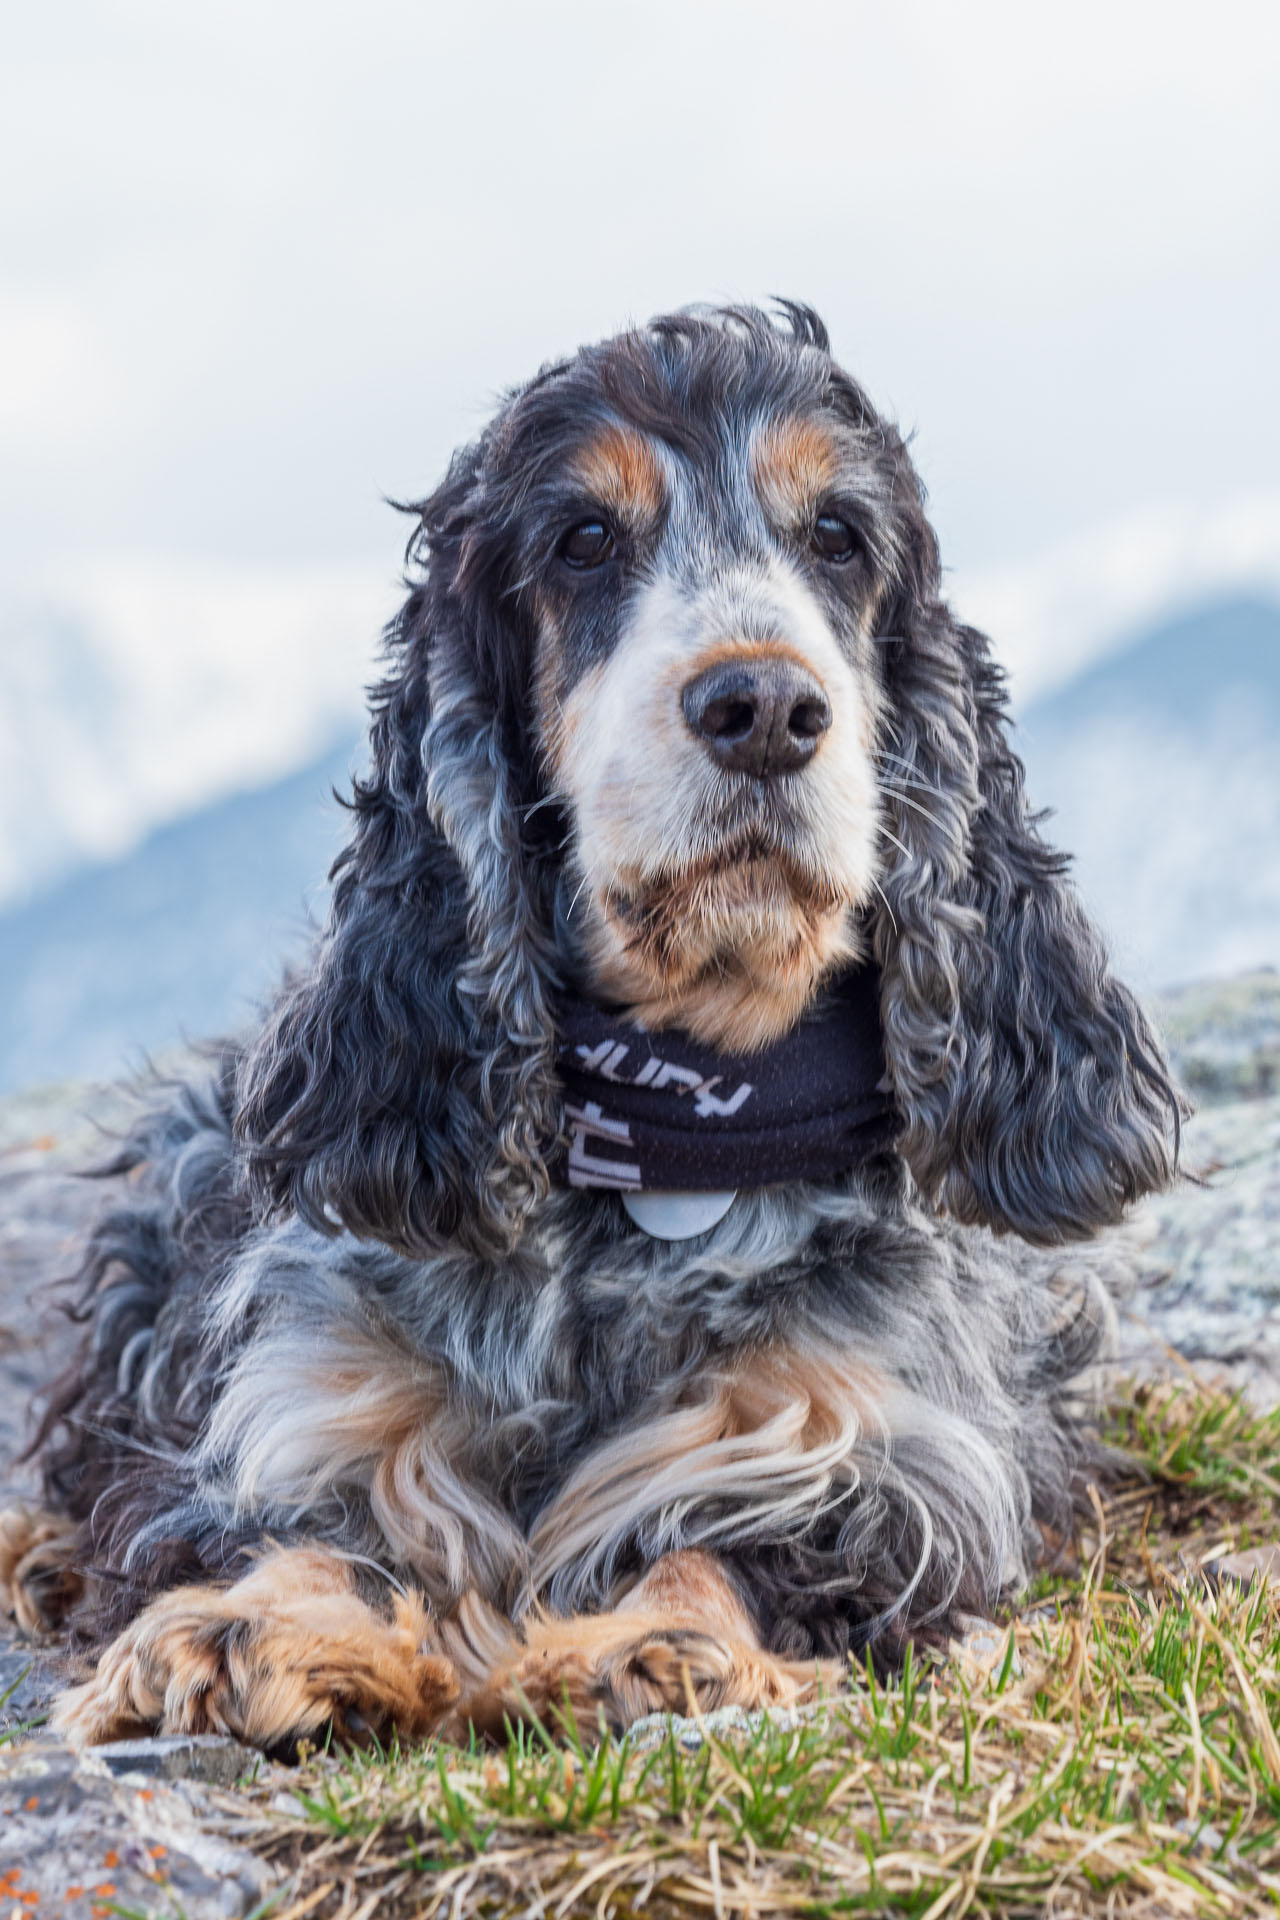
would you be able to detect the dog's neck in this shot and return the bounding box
[551,961,899,1236]
[585,935,859,1054]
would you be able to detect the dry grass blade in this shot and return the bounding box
[235,1376,1280,1919]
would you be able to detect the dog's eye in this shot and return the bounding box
[559,520,615,569]
[812,515,858,563]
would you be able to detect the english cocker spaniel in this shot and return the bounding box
[1,303,1180,1749]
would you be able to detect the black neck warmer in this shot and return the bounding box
[552,961,899,1194]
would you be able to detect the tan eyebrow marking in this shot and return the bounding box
[571,424,665,525]
[752,416,843,528]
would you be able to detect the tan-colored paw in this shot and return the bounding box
[467,1618,832,1738]
[605,1627,814,1721]
[52,1545,460,1750]
[0,1506,82,1635]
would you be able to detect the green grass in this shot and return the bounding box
[235,1376,1280,1917]
[1105,1376,1280,1508]
[0,1662,44,1747]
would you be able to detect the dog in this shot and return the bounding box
[0,302,1180,1750]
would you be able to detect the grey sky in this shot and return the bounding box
[1,0,1278,908]
[3,0,1277,582]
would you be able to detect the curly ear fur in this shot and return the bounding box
[234,455,562,1259]
[235,322,1177,1261]
[873,506,1182,1243]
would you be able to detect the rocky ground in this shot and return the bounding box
[1127,970,1280,1387]
[1,971,1278,1914]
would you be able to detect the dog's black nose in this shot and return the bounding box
[681,657,832,777]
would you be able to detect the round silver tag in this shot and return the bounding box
[621,1189,737,1240]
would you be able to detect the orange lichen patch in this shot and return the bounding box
[62,1892,83,1902]
[571,424,665,526]
[752,415,843,528]
[23,1797,38,1811]
[91,1888,115,1900]
[147,1846,166,1860]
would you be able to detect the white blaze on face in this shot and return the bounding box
[560,558,881,912]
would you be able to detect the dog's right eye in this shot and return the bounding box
[559,520,614,569]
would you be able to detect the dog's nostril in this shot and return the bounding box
[682,658,831,778]
[788,695,831,741]
[702,696,757,743]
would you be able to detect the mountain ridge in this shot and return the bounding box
[2,594,1277,1094]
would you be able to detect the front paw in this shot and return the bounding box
[53,1550,460,1750]
[0,1507,82,1635]
[476,1624,825,1737]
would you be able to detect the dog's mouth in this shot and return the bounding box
[594,827,853,990]
[607,815,841,916]
[565,788,874,1049]
[580,837,861,1050]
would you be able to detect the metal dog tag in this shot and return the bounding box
[621,1189,737,1240]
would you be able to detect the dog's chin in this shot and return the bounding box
[578,847,865,1054]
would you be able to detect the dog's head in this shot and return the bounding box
[236,303,1180,1257]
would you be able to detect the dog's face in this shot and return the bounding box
[237,304,1180,1260]
[472,327,914,1050]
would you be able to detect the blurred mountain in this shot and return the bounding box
[0,562,386,907]
[1019,596,1280,735]
[1014,596,1280,989]
[0,740,358,1094]
[0,595,1277,1096]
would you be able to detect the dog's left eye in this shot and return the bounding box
[812,515,858,563]
[559,520,615,569]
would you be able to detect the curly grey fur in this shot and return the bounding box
[24,301,1180,1676]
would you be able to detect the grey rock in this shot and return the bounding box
[0,1740,278,1918]
[1122,1089,1280,1394]
[95,1733,260,1787]
[626,1703,761,1752]
[951,1615,1023,1679]
[1158,969,1280,1107]
[625,1698,838,1754]
[1174,1815,1242,1866]
[1205,1544,1280,1589]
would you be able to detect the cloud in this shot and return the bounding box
[1,2,1276,572]
[0,558,392,904]
[955,491,1280,704]
[0,295,122,445]
[1022,708,1280,989]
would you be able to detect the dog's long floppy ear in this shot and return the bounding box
[234,450,562,1260]
[871,532,1182,1245]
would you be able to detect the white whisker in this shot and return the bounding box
[519,792,569,821]
[868,874,899,936]
[876,784,944,832]
[566,865,595,922]
[876,824,913,860]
